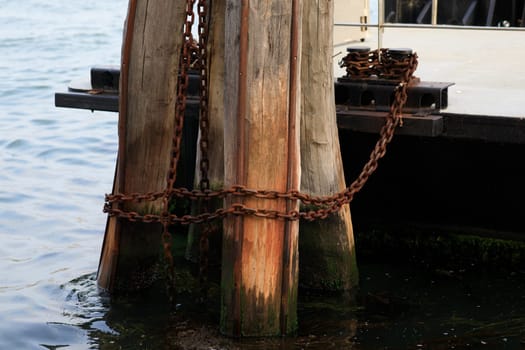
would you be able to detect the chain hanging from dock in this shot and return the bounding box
[160,0,196,304]
[196,0,212,290]
[105,49,418,225]
[104,5,419,289]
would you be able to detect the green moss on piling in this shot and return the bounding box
[356,226,525,272]
[299,206,359,293]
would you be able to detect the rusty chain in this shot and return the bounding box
[197,0,211,288]
[340,47,419,82]
[105,6,419,267]
[160,0,196,303]
[340,47,372,79]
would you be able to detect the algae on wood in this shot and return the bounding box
[299,0,358,292]
[98,0,187,293]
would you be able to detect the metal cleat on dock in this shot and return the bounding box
[336,46,454,113]
[334,46,454,138]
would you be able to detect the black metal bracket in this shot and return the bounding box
[55,66,200,113]
[56,66,525,144]
[335,78,454,112]
[55,91,119,112]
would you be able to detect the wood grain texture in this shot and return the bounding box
[98,0,186,293]
[299,0,358,292]
[221,0,301,336]
[221,0,242,336]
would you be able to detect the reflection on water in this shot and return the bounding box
[47,260,525,349]
[1,0,525,349]
[0,0,124,348]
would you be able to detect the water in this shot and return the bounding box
[0,1,125,348]
[2,1,525,349]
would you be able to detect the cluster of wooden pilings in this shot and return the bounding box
[97,0,358,337]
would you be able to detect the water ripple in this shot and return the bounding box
[0,1,126,347]
[37,147,82,159]
[5,139,32,150]
[0,192,33,204]
[30,119,58,126]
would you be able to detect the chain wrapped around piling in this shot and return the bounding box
[104,50,418,227]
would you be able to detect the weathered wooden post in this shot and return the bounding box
[299,0,358,292]
[221,0,302,336]
[97,0,186,292]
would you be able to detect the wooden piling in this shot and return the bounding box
[298,0,359,292]
[97,0,187,292]
[221,0,302,336]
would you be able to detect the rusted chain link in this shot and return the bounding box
[197,0,210,195]
[339,47,372,79]
[106,47,416,225]
[105,186,350,205]
[340,47,418,82]
[197,0,211,288]
[160,0,196,304]
[105,47,418,226]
